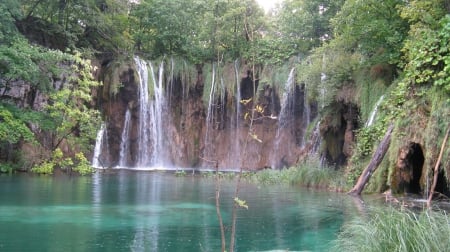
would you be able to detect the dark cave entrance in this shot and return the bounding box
[406,143,424,194]
[396,142,425,195]
[434,169,450,198]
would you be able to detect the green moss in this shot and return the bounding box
[103,59,135,99]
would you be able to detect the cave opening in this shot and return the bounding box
[406,143,424,194]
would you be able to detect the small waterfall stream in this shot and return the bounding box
[118,109,131,167]
[92,123,106,168]
[203,63,217,162]
[301,83,311,146]
[366,95,384,127]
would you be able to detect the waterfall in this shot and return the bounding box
[135,57,151,166]
[133,56,169,168]
[270,67,296,168]
[149,60,167,166]
[92,123,106,168]
[277,68,296,130]
[118,109,131,167]
[366,95,384,127]
[301,83,311,147]
[203,63,216,161]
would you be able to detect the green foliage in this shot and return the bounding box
[334,207,450,252]
[353,122,388,160]
[32,148,93,175]
[31,161,54,174]
[18,0,132,53]
[0,38,69,94]
[45,52,102,151]
[276,0,344,53]
[72,152,94,175]
[244,159,346,191]
[332,0,408,65]
[0,0,21,43]
[129,0,266,62]
[0,163,14,174]
[234,197,248,210]
[0,104,35,144]
[400,14,450,97]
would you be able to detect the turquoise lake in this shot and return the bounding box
[0,171,371,251]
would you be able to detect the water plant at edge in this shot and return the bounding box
[333,207,450,252]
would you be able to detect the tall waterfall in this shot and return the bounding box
[134,56,169,168]
[92,123,106,168]
[118,109,131,167]
[270,68,296,168]
[149,60,167,166]
[135,57,151,166]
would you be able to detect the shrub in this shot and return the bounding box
[72,152,94,175]
[31,161,54,174]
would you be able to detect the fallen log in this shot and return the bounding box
[348,124,394,196]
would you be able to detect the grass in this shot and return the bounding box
[242,159,347,191]
[333,207,450,252]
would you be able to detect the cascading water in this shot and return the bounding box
[366,95,384,127]
[133,57,169,168]
[118,108,131,167]
[270,68,296,168]
[301,83,311,146]
[148,60,168,166]
[95,57,322,170]
[135,57,151,166]
[203,63,217,162]
[92,123,106,168]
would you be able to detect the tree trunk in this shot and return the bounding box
[348,124,394,196]
[427,125,450,207]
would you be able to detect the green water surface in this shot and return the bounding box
[0,171,360,251]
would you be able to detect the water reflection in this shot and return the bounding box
[0,172,375,251]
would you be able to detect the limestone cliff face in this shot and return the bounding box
[95,58,318,170]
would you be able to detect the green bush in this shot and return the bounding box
[31,161,54,174]
[32,149,93,175]
[72,152,94,175]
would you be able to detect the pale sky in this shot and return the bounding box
[256,0,282,13]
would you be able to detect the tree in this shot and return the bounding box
[275,0,344,54]
[331,0,408,65]
[45,52,101,152]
